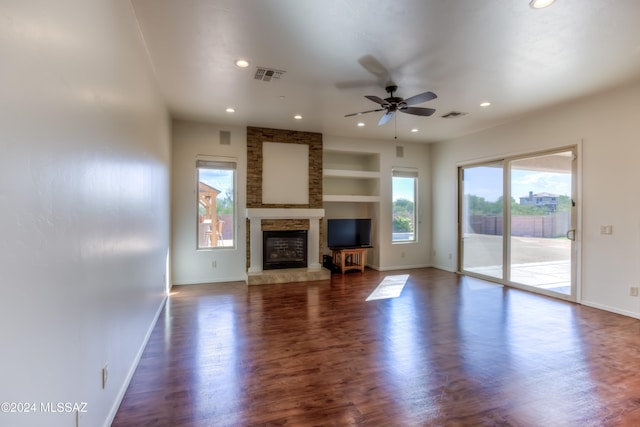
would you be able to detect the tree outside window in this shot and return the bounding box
[197,159,236,249]
[392,169,418,242]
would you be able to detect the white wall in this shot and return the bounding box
[323,135,432,271]
[171,120,247,284]
[170,128,431,276]
[431,79,640,319]
[0,2,170,427]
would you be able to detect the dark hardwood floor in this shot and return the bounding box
[112,268,640,426]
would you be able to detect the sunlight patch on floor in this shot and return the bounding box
[366,274,409,301]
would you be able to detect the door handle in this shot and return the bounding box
[566,229,576,241]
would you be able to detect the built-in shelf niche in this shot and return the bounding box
[323,150,380,202]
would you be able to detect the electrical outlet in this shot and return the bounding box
[212,260,217,268]
[630,287,639,297]
[401,252,405,258]
[102,364,108,389]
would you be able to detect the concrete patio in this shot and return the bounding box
[462,234,571,294]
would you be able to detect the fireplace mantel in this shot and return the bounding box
[246,208,325,275]
[246,208,325,221]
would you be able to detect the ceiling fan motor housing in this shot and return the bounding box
[385,85,404,109]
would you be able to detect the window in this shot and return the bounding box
[392,168,418,242]
[197,159,236,249]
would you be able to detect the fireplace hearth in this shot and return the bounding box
[263,230,308,270]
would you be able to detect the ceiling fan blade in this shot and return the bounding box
[400,106,436,116]
[403,91,437,106]
[358,55,392,82]
[335,79,377,89]
[344,108,385,117]
[365,95,388,106]
[378,111,394,126]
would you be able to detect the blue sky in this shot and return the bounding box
[199,169,233,197]
[464,166,571,203]
[393,177,415,201]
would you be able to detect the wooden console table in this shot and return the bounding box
[331,248,367,274]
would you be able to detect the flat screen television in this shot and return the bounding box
[327,218,372,249]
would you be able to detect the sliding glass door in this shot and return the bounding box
[459,162,504,281]
[509,150,575,296]
[459,148,577,300]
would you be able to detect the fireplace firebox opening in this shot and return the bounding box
[263,230,308,270]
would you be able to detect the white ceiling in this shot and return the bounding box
[130,0,640,143]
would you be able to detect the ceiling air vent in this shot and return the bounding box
[254,67,285,82]
[441,111,468,119]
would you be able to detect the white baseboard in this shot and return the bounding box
[104,294,167,427]
[430,264,456,273]
[581,300,640,320]
[173,275,248,286]
[375,263,432,271]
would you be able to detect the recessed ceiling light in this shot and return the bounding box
[294,115,302,120]
[480,101,492,107]
[225,107,235,113]
[235,59,249,68]
[411,128,419,133]
[357,122,365,127]
[529,0,555,9]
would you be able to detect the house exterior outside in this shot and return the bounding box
[519,191,560,213]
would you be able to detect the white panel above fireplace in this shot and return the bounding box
[262,142,309,204]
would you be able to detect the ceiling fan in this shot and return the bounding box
[345,84,437,126]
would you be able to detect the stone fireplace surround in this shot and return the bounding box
[245,126,330,285]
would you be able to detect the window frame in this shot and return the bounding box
[196,157,237,250]
[392,168,418,244]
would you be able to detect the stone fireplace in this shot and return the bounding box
[263,230,307,270]
[245,127,330,285]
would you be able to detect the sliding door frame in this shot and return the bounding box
[457,143,582,302]
[457,160,505,284]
